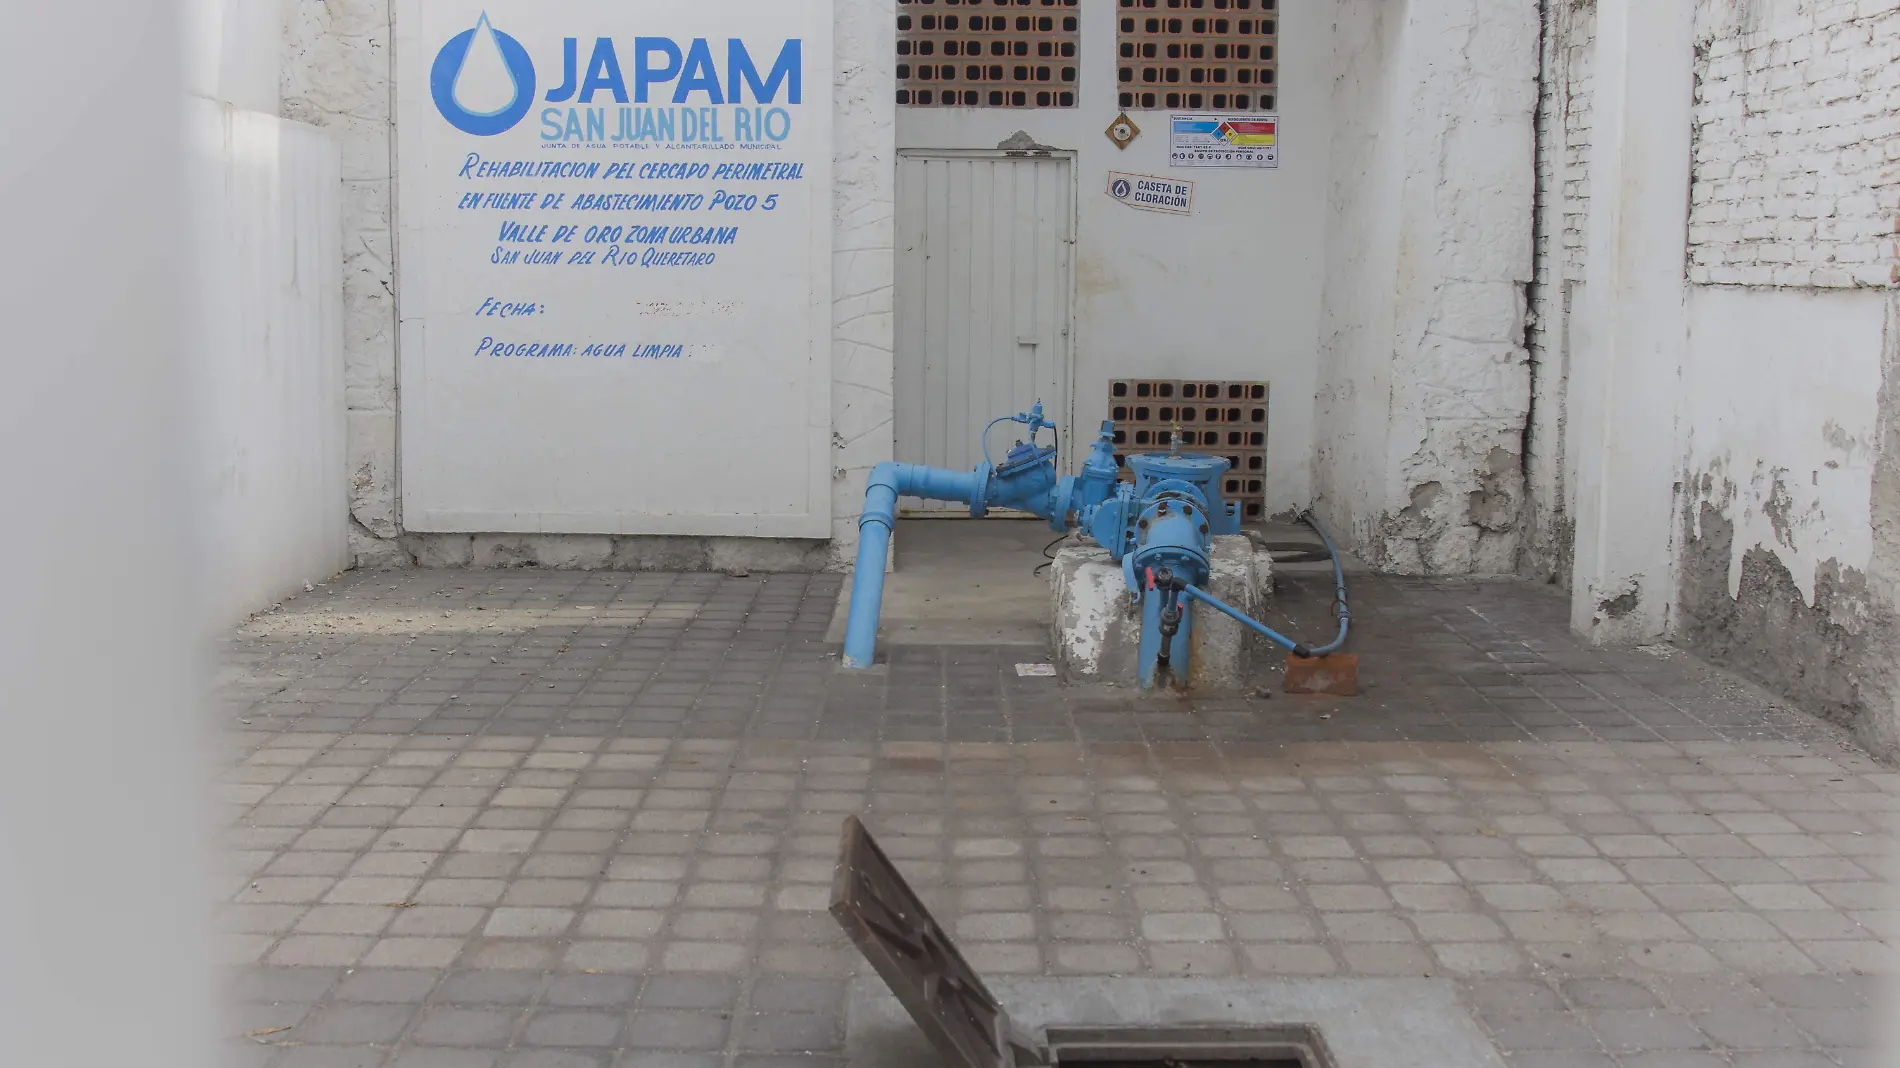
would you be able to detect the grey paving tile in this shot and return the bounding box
[290,1004,416,1044]
[221,570,1891,1068]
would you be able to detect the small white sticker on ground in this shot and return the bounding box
[1016,663,1058,677]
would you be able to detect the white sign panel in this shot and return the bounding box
[1107,171,1194,216]
[395,1,833,536]
[1169,113,1279,169]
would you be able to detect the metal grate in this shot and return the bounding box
[1116,0,1278,112]
[897,0,1080,108]
[830,817,1045,1068]
[1110,379,1270,521]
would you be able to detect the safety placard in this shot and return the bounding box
[1107,171,1194,216]
[1169,113,1278,169]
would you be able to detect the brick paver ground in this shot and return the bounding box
[214,566,1896,1067]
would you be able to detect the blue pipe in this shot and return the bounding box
[841,462,984,669]
[1175,511,1351,659]
[1179,584,1308,656]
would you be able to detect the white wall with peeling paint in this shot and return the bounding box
[1526,0,1900,753]
[1315,0,1540,576]
[1681,288,1888,603]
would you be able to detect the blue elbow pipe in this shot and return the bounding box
[1179,584,1308,656]
[841,462,983,669]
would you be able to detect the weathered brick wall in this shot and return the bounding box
[1559,1,1594,284]
[1689,0,1900,288]
[1677,0,1900,757]
[1521,0,1594,583]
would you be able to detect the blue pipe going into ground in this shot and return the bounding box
[1178,511,1351,658]
[1300,511,1352,656]
[841,462,984,669]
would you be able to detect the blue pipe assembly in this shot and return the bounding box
[841,402,1352,687]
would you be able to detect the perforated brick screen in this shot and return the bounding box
[897,0,1080,108]
[1111,379,1271,521]
[1117,0,1278,112]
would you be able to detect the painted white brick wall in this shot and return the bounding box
[1689,0,1900,289]
[1559,1,1594,284]
[1523,0,1596,582]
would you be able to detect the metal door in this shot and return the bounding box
[895,152,1074,514]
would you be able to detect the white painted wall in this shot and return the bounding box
[1521,0,1596,585]
[1542,0,1900,640]
[1564,0,1695,641]
[896,0,1329,515]
[189,100,351,624]
[830,0,901,565]
[1315,0,1540,575]
[1313,0,1405,551]
[187,0,352,621]
[187,0,285,114]
[1525,0,1900,751]
[1680,288,1887,599]
[287,0,1542,576]
[3,5,214,1065]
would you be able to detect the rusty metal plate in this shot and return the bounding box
[830,816,1045,1068]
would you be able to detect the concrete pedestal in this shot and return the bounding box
[1051,534,1274,690]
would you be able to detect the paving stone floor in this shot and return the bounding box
[215,567,1897,1067]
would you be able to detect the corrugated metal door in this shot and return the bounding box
[895,152,1074,514]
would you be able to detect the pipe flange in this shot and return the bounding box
[968,463,995,518]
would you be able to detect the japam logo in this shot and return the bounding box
[432,13,538,136]
[429,16,804,143]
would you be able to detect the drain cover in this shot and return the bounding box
[830,816,1047,1068]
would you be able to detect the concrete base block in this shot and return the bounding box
[382,533,830,572]
[1052,535,1274,690]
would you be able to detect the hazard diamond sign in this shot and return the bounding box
[1169,112,1278,169]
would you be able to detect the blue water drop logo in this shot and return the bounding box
[431,12,537,136]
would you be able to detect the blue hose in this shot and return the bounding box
[1178,511,1350,659]
[1301,511,1351,656]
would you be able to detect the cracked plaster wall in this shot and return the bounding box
[282,0,894,572]
[1315,0,1539,576]
[1677,291,1900,759]
[1665,0,1900,757]
[1676,282,1900,760]
[1523,0,1900,752]
[1521,0,1595,586]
